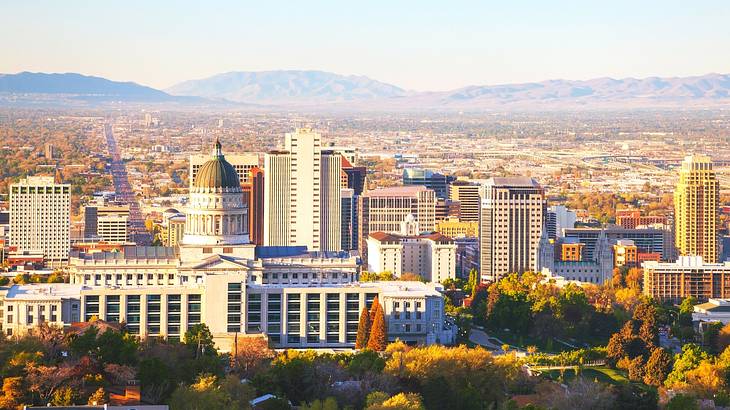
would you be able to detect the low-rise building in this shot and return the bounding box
[1,283,83,336]
[613,239,638,268]
[367,216,456,284]
[643,256,730,303]
[693,299,730,325]
[435,217,478,238]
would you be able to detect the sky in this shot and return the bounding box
[2,0,730,91]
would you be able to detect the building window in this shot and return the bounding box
[306,294,321,344]
[228,283,242,333]
[247,293,262,333]
[287,294,301,344]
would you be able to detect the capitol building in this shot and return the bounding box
[1,142,454,350]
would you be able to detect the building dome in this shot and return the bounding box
[193,140,241,191]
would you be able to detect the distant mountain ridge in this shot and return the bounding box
[3,70,730,110]
[165,70,406,104]
[436,73,730,108]
[0,72,177,102]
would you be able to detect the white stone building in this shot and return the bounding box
[1,283,83,336]
[366,215,457,283]
[4,142,455,350]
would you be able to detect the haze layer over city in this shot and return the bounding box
[1,2,730,410]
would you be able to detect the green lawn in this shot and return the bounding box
[541,366,656,394]
[487,329,573,353]
[542,366,629,385]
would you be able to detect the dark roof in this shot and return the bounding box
[71,246,178,260]
[369,232,401,242]
[489,177,540,188]
[255,246,353,259]
[369,231,454,244]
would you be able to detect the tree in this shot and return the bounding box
[643,347,672,387]
[665,394,699,410]
[366,391,391,408]
[384,345,521,408]
[31,321,66,360]
[367,301,387,351]
[0,377,25,409]
[50,386,77,406]
[702,322,722,353]
[626,355,645,382]
[87,387,108,405]
[370,296,381,320]
[366,392,424,410]
[26,363,80,404]
[356,307,371,349]
[302,397,339,410]
[138,357,173,404]
[679,297,698,316]
[184,323,216,357]
[467,268,479,297]
[168,374,233,410]
[232,336,274,378]
[97,329,138,365]
[219,375,255,408]
[625,268,642,290]
[684,360,726,398]
[400,272,425,282]
[665,343,709,389]
[104,363,136,385]
[717,322,730,352]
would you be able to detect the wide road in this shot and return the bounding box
[104,123,152,245]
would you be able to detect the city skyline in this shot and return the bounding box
[4,3,730,406]
[3,1,730,91]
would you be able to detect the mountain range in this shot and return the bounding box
[165,70,406,104]
[0,72,176,102]
[3,70,730,110]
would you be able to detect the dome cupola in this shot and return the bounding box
[192,139,241,191]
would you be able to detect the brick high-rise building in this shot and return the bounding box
[615,209,667,229]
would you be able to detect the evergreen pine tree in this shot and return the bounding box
[367,301,388,351]
[370,296,381,318]
[355,306,371,349]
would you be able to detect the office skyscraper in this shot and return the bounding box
[403,168,454,199]
[264,129,341,252]
[10,176,70,267]
[449,180,480,222]
[341,188,358,251]
[264,151,292,247]
[95,205,130,244]
[341,157,367,196]
[674,155,719,263]
[320,150,342,252]
[246,167,265,246]
[479,177,545,282]
[546,205,576,239]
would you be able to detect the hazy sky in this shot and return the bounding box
[2,1,730,91]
